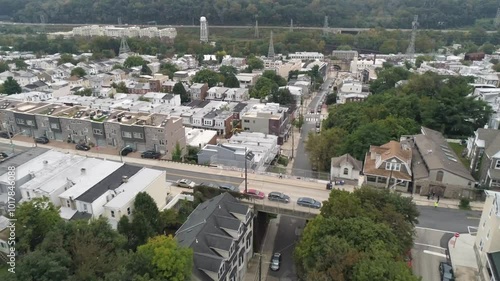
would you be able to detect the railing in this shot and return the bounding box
[239,197,320,219]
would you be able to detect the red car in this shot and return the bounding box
[245,189,265,199]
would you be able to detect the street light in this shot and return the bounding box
[119,145,131,163]
[8,129,25,154]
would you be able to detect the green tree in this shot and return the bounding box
[172,82,189,103]
[219,65,237,77]
[160,62,178,79]
[57,53,77,65]
[0,61,9,72]
[141,63,152,75]
[268,87,295,106]
[192,69,221,87]
[16,197,63,254]
[136,235,193,281]
[223,74,240,88]
[370,66,411,95]
[293,114,304,130]
[250,77,278,99]
[172,141,184,162]
[304,127,346,171]
[111,81,129,93]
[13,58,28,70]
[246,56,264,71]
[415,55,433,68]
[4,76,23,94]
[325,93,337,105]
[124,56,146,68]
[70,66,86,77]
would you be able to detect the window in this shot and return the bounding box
[159,139,165,145]
[127,207,131,215]
[244,119,250,123]
[385,161,401,171]
[496,160,500,169]
[122,131,132,138]
[111,211,115,218]
[26,120,34,126]
[26,191,31,199]
[343,168,349,175]
[93,128,103,135]
[366,176,377,182]
[157,129,163,133]
[83,204,88,212]
[66,200,70,207]
[133,132,143,139]
[436,171,444,182]
[479,239,484,251]
[50,123,59,129]
[487,229,490,240]
[16,118,25,125]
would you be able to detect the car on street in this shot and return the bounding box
[268,192,290,203]
[34,136,49,144]
[0,152,8,159]
[0,131,13,139]
[141,150,161,159]
[297,197,322,209]
[177,179,196,188]
[75,144,90,151]
[120,146,133,156]
[439,262,455,281]
[219,184,240,193]
[270,253,281,271]
[198,182,219,189]
[245,189,265,199]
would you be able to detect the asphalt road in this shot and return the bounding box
[413,206,481,281]
[268,215,306,281]
[0,141,30,156]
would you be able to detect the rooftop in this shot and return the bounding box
[76,164,142,203]
[0,147,49,177]
[58,160,124,200]
[185,128,218,148]
[104,168,164,209]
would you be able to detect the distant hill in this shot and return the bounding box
[0,0,498,29]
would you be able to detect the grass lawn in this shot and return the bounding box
[448,142,470,168]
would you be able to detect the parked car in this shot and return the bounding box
[198,182,219,189]
[439,262,455,281]
[177,179,196,188]
[75,144,90,151]
[268,192,290,203]
[34,136,49,144]
[120,146,133,156]
[0,152,8,159]
[0,131,13,139]
[245,189,265,199]
[141,150,161,159]
[270,253,281,271]
[297,197,322,209]
[219,184,240,193]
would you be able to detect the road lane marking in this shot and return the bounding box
[466,217,480,220]
[164,172,241,185]
[414,243,446,250]
[423,250,447,258]
[416,227,455,234]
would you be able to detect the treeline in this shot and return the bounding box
[306,66,492,171]
[0,28,499,59]
[0,0,499,29]
[295,187,420,281]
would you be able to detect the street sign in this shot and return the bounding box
[454,232,460,238]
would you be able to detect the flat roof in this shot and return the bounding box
[76,164,142,203]
[58,160,123,200]
[19,155,89,193]
[0,147,49,178]
[185,128,218,147]
[104,168,164,209]
[0,150,70,185]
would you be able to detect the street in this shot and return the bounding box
[0,140,31,156]
[268,215,306,281]
[413,206,481,281]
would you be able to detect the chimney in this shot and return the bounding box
[43,160,48,165]
[80,168,86,175]
[122,176,128,183]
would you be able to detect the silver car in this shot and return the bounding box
[270,253,281,271]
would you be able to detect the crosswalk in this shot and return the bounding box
[305,117,319,122]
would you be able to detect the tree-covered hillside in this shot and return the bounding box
[0,0,498,29]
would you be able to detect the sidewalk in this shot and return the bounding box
[448,234,479,281]
[244,217,280,281]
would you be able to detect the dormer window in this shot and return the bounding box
[495,160,500,169]
[385,161,401,171]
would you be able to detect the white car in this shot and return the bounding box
[176,179,196,188]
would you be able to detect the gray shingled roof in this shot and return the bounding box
[477,128,500,158]
[175,193,249,280]
[416,127,474,181]
[331,153,362,170]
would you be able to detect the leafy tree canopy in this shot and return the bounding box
[124,56,147,68]
[3,76,22,95]
[192,69,222,87]
[172,82,190,103]
[70,66,86,77]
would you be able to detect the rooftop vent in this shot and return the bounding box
[43,160,48,165]
[80,168,86,174]
[122,176,128,183]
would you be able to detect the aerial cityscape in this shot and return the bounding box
[1,1,500,281]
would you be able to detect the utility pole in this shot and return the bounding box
[244,147,248,193]
[258,253,262,281]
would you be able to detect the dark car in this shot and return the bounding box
[219,184,240,193]
[198,182,219,189]
[75,144,90,151]
[268,192,290,203]
[0,131,13,139]
[34,136,49,144]
[141,150,161,159]
[297,197,322,209]
[120,146,133,156]
[270,253,281,271]
[0,152,8,159]
[439,262,455,281]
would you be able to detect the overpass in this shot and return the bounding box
[241,198,320,219]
